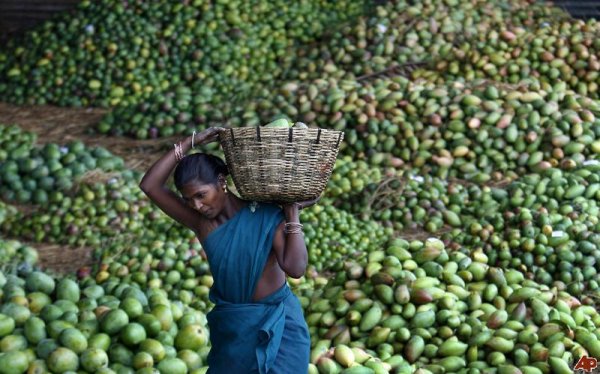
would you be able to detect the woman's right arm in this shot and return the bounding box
[139,128,222,231]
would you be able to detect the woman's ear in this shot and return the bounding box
[217,174,228,189]
[217,174,228,194]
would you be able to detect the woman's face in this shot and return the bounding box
[180,178,226,219]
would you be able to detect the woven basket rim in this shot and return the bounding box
[219,126,344,148]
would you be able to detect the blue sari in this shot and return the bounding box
[202,203,310,374]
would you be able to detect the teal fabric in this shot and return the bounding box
[203,203,310,374]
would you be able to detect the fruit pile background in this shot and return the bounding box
[1,0,600,373]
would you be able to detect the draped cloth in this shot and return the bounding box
[202,203,310,374]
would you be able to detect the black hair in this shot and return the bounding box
[174,153,229,190]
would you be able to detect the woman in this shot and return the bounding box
[139,127,314,374]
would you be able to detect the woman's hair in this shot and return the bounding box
[174,153,229,190]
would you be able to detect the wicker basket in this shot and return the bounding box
[219,127,344,202]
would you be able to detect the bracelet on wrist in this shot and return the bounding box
[174,142,184,162]
[284,222,303,235]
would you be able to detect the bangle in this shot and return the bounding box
[174,142,184,161]
[284,222,303,235]
[191,131,196,149]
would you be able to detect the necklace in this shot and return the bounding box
[249,201,258,213]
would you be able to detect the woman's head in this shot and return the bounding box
[174,153,229,218]
[174,153,228,189]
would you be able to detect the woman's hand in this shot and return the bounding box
[194,127,226,146]
[282,195,321,212]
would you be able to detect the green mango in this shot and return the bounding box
[264,119,291,128]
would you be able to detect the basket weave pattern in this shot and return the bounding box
[219,127,343,202]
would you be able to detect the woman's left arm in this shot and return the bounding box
[272,198,319,278]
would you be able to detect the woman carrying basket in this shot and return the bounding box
[139,127,315,374]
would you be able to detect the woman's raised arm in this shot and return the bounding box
[139,128,223,231]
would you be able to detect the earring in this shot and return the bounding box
[223,185,228,194]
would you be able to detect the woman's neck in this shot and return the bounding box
[219,195,246,222]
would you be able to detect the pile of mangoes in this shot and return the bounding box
[243,76,600,182]
[302,205,392,273]
[0,0,365,139]
[0,239,38,274]
[0,254,212,373]
[0,124,125,204]
[424,18,600,98]
[2,0,600,373]
[1,173,193,247]
[299,237,600,373]
[91,237,214,312]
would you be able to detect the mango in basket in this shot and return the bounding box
[264,118,291,128]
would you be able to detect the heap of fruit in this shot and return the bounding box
[3,0,600,373]
[1,173,194,247]
[353,172,454,233]
[285,0,565,82]
[243,76,600,182]
[0,239,39,273]
[0,200,19,226]
[91,0,575,140]
[0,124,36,162]
[300,237,600,373]
[91,237,214,313]
[0,0,365,139]
[0,124,125,204]
[424,18,600,98]
[323,156,387,210]
[331,162,600,297]
[441,164,600,297]
[301,205,392,273]
[0,258,212,373]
